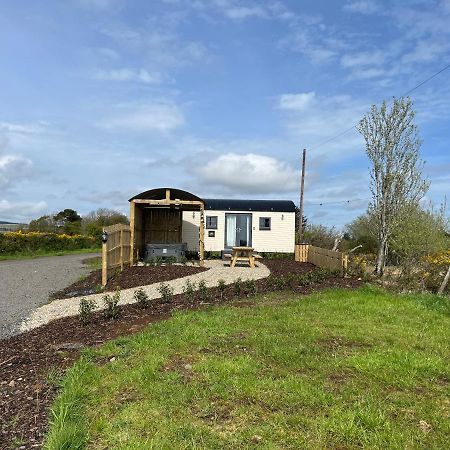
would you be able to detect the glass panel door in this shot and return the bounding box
[225,214,252,248]
[225,214,237,247]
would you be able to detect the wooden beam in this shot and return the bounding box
[199,205,205,266]
[132,199,204,206]
[120,227,124,271]
[129,200,136,266]
[101,231,108,287]
[165,188,171,201]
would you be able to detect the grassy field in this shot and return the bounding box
[45,286,449,449]
[0,247,101,261]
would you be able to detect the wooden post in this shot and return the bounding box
[165,188,170,202]
[438,266,450,295]
[299,149,306,243]
[342,254,348,277]
[199,205,205,266]
[102,230,108,287]
[120,226,124,271]
[129,200,135,266]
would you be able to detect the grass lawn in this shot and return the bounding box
[46,286,450,449]
[0,247,101,261]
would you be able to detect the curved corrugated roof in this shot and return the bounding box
[129,188,203,203]
[204,199,296,212]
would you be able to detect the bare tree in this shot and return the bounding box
[357,97,429,276]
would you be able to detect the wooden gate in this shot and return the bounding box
[102,223,131,286]
[295,244,348,275]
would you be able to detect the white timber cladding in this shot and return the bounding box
[182,210,295,253]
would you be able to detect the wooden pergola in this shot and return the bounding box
[129,187,205,266]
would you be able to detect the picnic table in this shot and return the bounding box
[226,246,261,268]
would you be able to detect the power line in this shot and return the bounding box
[306,198,368,206]
[309,62,450,151]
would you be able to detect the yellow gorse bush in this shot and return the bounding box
[5,231,87,240]
[425,250,450,266]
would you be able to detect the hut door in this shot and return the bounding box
[225,214,252,248]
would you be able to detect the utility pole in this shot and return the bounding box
[298,148,306,243]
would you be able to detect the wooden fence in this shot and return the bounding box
[102,223,131,286]
[295,244,348,275]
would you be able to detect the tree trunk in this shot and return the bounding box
[375,238,387,276]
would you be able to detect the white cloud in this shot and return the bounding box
[276,92,367,158]
[98,103,185,132]
[196,153,298,194]
[92,68,162,84]
[340,50,386,68]
[278,92,316,111]
[75,0,122,10]
[0,122,49,134]
[0,199,47,222]
[224,6,267,20]
[0,154,34,190]
[343,1,379,14]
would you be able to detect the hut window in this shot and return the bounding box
[206,216,218,229]
[259,217,271,230]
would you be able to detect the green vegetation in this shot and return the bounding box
[45,287,450,449]
[0,247,101,261]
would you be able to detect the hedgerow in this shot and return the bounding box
[0,231,99,255]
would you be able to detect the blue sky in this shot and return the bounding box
[0,0,449,227]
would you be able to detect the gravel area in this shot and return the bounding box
[0,253,99,339]
[20,260,270,333]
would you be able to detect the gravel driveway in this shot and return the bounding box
[0,253,99,339]
[20,260,270,333]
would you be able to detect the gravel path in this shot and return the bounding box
[20,260,270,333]
[0,253,99,339]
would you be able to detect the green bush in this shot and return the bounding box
[182,279,196,301]
[79,297,96,325]
[133,288,150,309]
[217,279,226,299]
[103,289,120,319]
[157,282,174,303]
[0,231,98,255]
[198,280,208,302]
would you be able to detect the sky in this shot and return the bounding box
[0,0,449,228]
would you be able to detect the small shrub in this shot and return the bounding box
[274,277,286,290]
[246,279,257,296]
[165,256,177,265]
[234,277,242,296]
[157,282,174,303]
[103,288,120,319]
[198,280,208,302]
[182,279,196,302]
[79,297,96,325]
[217,279,226,299]
[134,288,149,309]
[155,256,163,265]
[180,256,188,265]
[284,273,297,289]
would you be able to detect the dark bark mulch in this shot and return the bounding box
[262,259,316,277]
[52,264,208,299]
[0,260,361,449]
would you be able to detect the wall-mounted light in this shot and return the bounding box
[192,211,196,218]
[102,230,108,243]
[281,214,284,220]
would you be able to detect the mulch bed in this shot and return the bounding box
[52,264,208,299]
[0,260,361,449]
